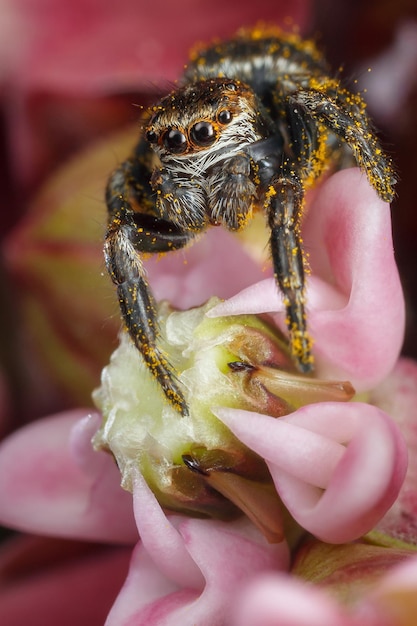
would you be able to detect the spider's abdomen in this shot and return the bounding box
[184,27,328,104]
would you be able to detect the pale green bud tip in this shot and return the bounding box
[92,298,354,541]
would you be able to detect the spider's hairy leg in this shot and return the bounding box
[266,171,314,373]
[105,156,194,416]
[290,88,396,202]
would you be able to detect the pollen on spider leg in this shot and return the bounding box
[290,326,315,372]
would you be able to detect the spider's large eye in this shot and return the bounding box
[217,109,233,125]
[190,121,216,146]
[163,128,187,153]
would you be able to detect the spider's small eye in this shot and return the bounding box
[190,121,216,146]
[146,129,158,144]
[163,128,187,153]
[218,109,233,125]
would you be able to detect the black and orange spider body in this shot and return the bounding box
[104,28,396,416]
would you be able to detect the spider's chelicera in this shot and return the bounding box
[104,28,396,416]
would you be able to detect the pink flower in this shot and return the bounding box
[0,161,413,624]
[0,3,415,624]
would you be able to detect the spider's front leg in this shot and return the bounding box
[265,167,314,373]
[105,156,199,416]
[290,87,396,202]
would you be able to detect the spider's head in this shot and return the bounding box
[144,78,267,164]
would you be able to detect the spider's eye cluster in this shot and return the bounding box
[145,105,234,154]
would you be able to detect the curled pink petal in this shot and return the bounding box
[0,411,137,543]
[109,480,289,625]
[209,169,405,391]
[132,469,288,587]
[215,402,407,543]
[231,573,354,626]
[304,169,404,388]
[132,470,205,590]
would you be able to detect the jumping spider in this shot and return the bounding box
[105,28,396,416]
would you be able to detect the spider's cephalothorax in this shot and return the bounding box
[105,28,396,416]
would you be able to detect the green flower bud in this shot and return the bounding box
[93,298,354,542]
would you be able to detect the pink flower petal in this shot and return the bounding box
[132,471,205,590]
[215,402,407,543]
[209,169,405,391]
[231,573,354,626]
[107,473,289,625]
[304,169,404,387]
[105,543,185,626]
[0,411,137,543]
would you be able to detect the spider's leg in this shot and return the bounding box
[290,88,396,202]
[265,168,314,372]
[105,154,197,416]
